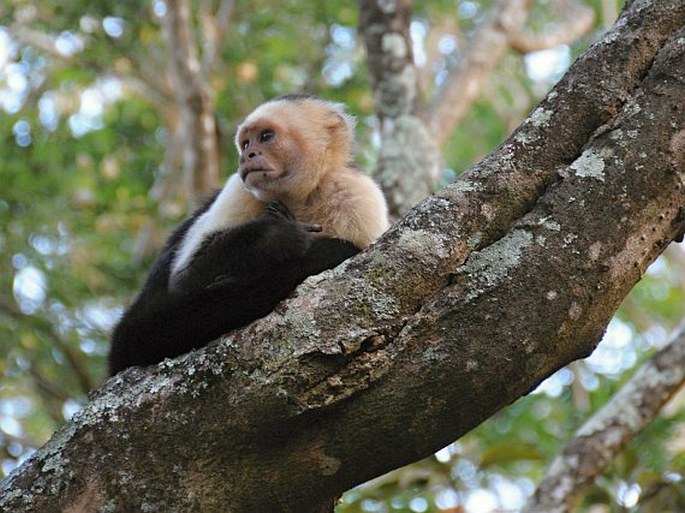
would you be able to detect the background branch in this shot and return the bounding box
[510,2,595,53]
[200,0,235,74]
[524,327,685,513]
[423,0,534,146]
[0,299,93,394]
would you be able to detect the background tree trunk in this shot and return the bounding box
[359,0,595,217]
[164,0,222,204]
[1,1,684,512]
[358,0,438,217]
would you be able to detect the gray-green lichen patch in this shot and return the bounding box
[347,275,401,324]
[588,241,603,262]
[570,149,606,181]
[459,229,534,302]
[530,107,554,128]
[380,115,431,155]
[599,24,621,45]
[468,231,483,250]
[74,372,178,429]
[450,180,482,194]
[0,420,80,509]
[398,228,450,262]
[514,107,554,144]
[568,303,582,320]
[381,32,408,59]
[563,233,578,247]
[375,67,418,117]
[287,309,322,345]
[538,216,561,232]
[514,130,535,145]
[38,421,78,476]
[609,128,624,142]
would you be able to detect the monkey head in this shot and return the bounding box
[235,95,354,202]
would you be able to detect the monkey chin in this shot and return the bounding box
[241,162,281,185]
[241,172,283,201]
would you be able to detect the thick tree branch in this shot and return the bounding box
[524,327,685,513]
[1,1,684,512]
[163,0,221,204]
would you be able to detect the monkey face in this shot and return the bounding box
[237,123,286,199]
[236,117,313,201]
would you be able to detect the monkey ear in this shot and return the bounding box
[326,106,356,137]
[326,112,346,132]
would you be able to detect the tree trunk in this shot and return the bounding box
[1,1,684,512]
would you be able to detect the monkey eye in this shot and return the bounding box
[259,129,274,143]
[241,139,249,150]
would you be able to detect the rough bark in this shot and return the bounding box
[1,1,684,512]
[524,327,685,513]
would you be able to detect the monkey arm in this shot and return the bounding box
[169,201,315,294]
[108,214,359,376]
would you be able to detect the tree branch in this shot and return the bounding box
[0,299,94,394]
[523,327,685,513]
[200,0,235,75]
[1,1,684,512]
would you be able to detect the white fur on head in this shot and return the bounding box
[235,95,357,201]
[235,95,356,154]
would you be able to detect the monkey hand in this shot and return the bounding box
[302,223,322,233]
[265,200,322,233]
[265,200,295,221]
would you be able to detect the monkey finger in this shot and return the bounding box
[302,224,322,233]
[265,200,295,221]
[206,274,239,290]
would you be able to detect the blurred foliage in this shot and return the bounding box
[1,0,684,512]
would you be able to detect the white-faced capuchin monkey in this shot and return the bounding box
[108,94,389,375]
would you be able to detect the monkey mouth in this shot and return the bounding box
[241,167,284,192]
[240,165,276,181]
[240,168,262,180]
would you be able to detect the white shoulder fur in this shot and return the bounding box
[170,174,258,278]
